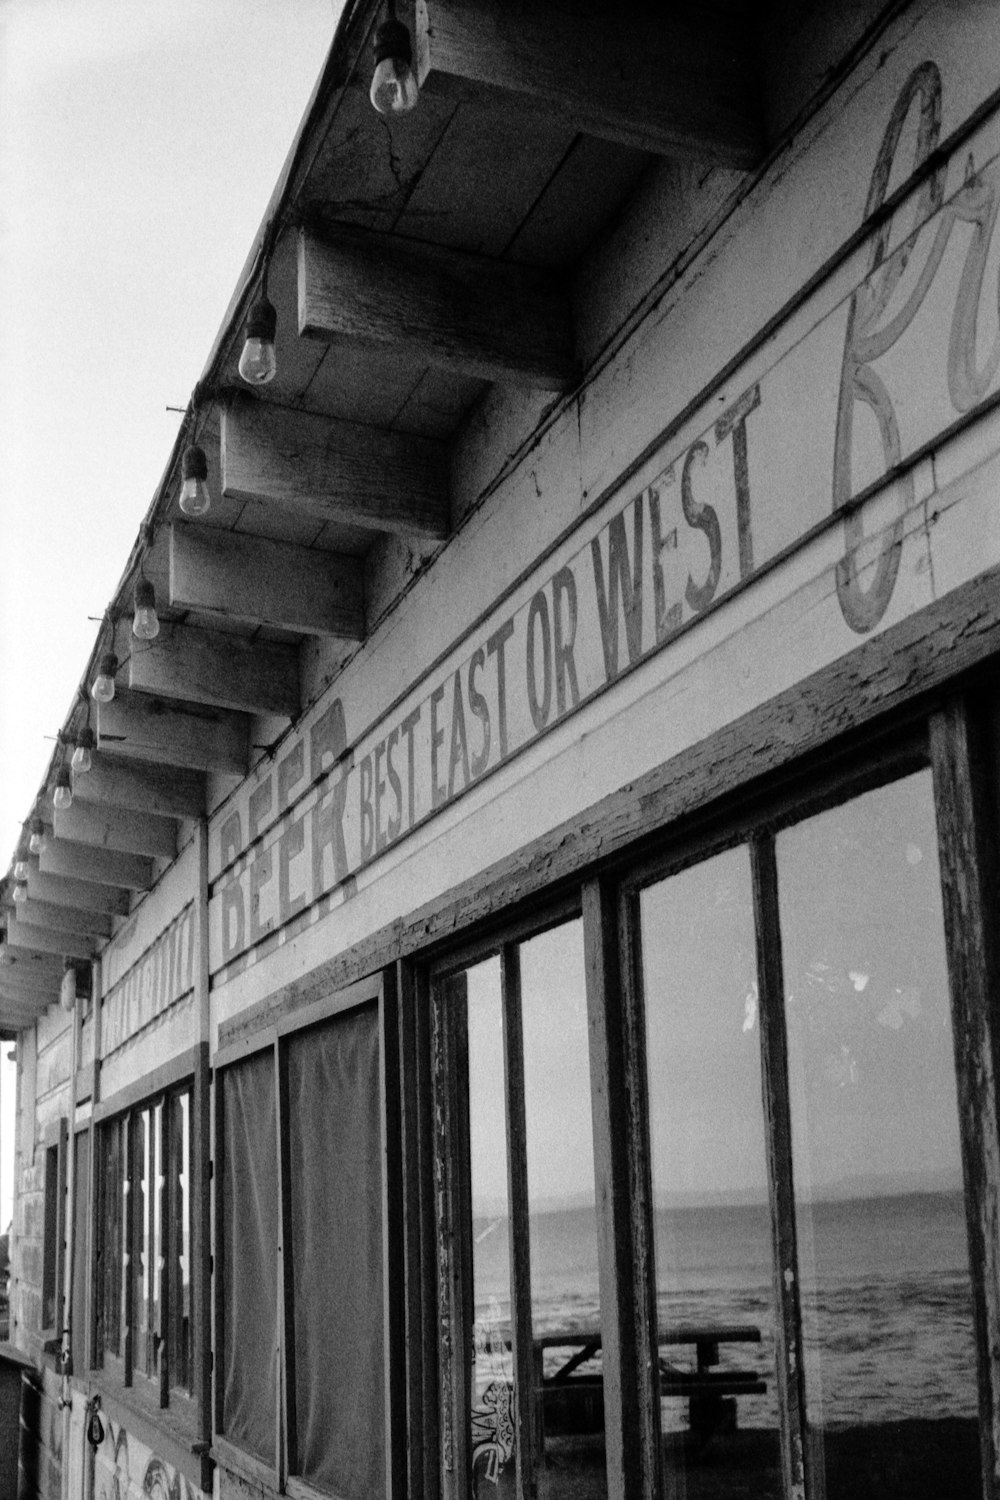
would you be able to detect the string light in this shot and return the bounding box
[28,817,46,855]
[132,576,160,640]
[71,727,96,774]
[370,0,419,114]
[179,444,211,516]
[12,881,27,906]
[91,652,119,704]
[13,857,29,882]
[53,766,73,811]
[238,292,277,385]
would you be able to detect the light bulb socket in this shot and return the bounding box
[75,727,96,753]
[29,816,45,839]
[373,12,413,66]
[181,444,208,482]
[245,296,277,343]
[55,767,72,793]
[97,651,119,679]
[134,577,156,612]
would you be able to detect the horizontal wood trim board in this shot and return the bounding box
[298,225,575,390]
[221,398,450,542]
[128,622,300,720]
[218,566,1000,1048]
[416,0,762,168]
[169,522,365,641]
[94,1044,199,1121]
[98,689,249,779]
[74,755,205,820]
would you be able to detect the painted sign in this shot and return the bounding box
[210,62,1000,971]
[101,903,194,1054]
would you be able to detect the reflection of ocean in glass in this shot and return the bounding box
[475,1190,976,1427]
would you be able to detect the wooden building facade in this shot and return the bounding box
[5,3,1000,1498]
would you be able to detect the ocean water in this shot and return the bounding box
[474,1191,977,1430]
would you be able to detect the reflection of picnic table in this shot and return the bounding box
[535,1326,766,1442]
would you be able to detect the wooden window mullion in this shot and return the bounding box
[158,1098,170,1407]
[930,694,1000,1492]
[583,876,654,1500]
[749,833,809,1500]
[500,943,536,1500]
[123,1114,135,1385]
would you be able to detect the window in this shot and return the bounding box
[214,972,402,1498]
[41,1117,67,1346]
[94,1081,193,1403]
[626,763,987,1500]
[432,917,608,1499]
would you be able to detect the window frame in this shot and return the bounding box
[414,685,1000,1500]
[427,902,594,1500]
[40,1115,67,1352]
[211,968,405,1500]
[90,1046,201,1437]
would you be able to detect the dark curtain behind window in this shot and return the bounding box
[221,1051,278,1467]
[71,1130,89,1369]
[288,1003,384,1498]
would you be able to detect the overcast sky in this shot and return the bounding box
[0,0,341,1226]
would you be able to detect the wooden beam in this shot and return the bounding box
[0,942,67,979]
[222,399,450,542]
[169,523,365,641]
[0,995,50,1028]
[25,862,131,917]
[129,622,300,720]
[4,917,96,963]
[415,0,762,168]
[53,800,177,862]
[39,838,154,892]
[73,755,205,821]
[98,689,249,779]
[11,898,114,941]
[298,225,575,390]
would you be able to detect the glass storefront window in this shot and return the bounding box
[777,770,979,1498]
[639,846,782,1498]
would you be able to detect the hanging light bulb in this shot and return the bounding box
[132,577,160,640]
[12,881,28,905]
[71,727,96,774]
[13,858,29,882]
[179,444,211,517]
[237,294,277,385]
[370,0,419,114]
[92,652,118,703]
[28,817,46,856]
[53,766,73,810]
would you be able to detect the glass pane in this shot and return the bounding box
[101,1117,123,1357]
[168,1090,192,1392]
[71,1130,89,1369]
[777,771,979,1499]
[640,846,782,1497]
[220,1051,278,1466]
[521,920,607,1499]
[287,1003,384,1498]
[464,957,516,1498]
[132,1106,153,1379]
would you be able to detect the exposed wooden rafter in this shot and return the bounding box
[169,524,365,641]
[13,897,114,941]
[298,225,575,389]
[129,623,300,720]
[3,916,96,963]
[39,837,154,892]
[72,756,204,821]
[26,862,131,916]
[98,688,249,779]
[53,800,177,862]
[222,399,450,542]
[415,0,763,168]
